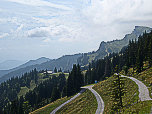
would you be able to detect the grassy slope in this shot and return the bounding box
[93,74,151,114]
[56,89,97,114]
[30,88,97,114]
[29,95,75,114]
[122,61,152,99]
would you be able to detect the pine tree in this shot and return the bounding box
[88,63,92,84]
[62,85,66,98]
[18,103,24,114]
[3,108,7,114]
[51,81,60,102]
[110,65,126,113]
[36,94,41,109]
[136,45,142,73]
[77,64,84,90]
[54,67,57,73]
[148,35,152,67]
[85,70,89,85]
[91,66,97,84]
[104,59,111,78]
[10,99,18,114]
[59,73,66,92]
[0,105,3,114]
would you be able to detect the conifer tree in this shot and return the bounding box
[3,108,7,114]
[110,65,126,113]
[91,66,97,84]
[0,105,2,114]
[148,35,152,67]
[54,67,57,73]
[104,59,111,78]
[18,103,24,114]
[136,45,142,73]
[59,73,66,92]
[62,85,66,98]
[51,81,60,102]
[77,64,84,90]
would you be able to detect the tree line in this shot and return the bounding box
[0,30,152,113]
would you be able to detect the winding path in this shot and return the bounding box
[50,85,104,114]
[120,74,152,101]
[50,88,86,114]
[81,85,104,114]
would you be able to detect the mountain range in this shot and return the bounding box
[77,26,152,65]
[0,57,50,78]
[0,26,151,83]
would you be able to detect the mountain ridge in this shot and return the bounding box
[77,26,152,65]
[0,54,82,83]
[0,26,151,83]
[0,57,50,78]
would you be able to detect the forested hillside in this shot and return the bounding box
[31,29,152,114]
[0,29,151,114]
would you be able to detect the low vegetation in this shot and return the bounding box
[56,89,97,114]
[93,74,151,113]
[29,94,75,114]
[121,61,152,99]
[30,86,98,114]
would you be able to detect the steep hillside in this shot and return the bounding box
[77,26,152,65]
[0,54,81,83]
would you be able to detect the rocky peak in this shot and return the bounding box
[98,41,106,51]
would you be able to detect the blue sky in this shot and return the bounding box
[0,0,152,63]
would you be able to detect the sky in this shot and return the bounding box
[0,0,152,63]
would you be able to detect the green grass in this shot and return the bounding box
[121,61,152,99]
[92,74,151,114]
[30,87,98,114]
[29,93,80,114]
[18,80,37,97]
[18,86,30,97]
[56,89,97,114]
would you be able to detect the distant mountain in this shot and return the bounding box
[1,26,151,83]
[0,54,81,83]
[77,26,152,65]
[0,57,50,78]
[0,60,24,70]
[20,57,50,67]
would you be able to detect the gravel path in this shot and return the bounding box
[50,85,104,114]
[50,88,86,114]
[121,75,152,101]
[81,85,104,114]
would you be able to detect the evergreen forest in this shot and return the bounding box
[0,30,152,114]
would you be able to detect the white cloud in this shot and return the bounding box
[42,38,52,43]
[26,27,50,37]
[0,33,9,38]
[7,0,72,10]
[24,0,152,43]
[40,44,49,47]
